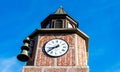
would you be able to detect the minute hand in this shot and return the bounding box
[47,45,59,52]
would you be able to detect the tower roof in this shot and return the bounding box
[41,7,78,28]
[54,7,67,14]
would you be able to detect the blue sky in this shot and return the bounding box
[0,0,120,72]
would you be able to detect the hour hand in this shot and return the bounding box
[47,45,59,52]
[47,47,54,52]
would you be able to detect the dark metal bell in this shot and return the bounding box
[17,50,29,62]
[23,37,30,44]
[21,42,29,51]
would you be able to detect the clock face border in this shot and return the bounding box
[42,38,69,58]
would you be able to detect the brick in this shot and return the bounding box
[44,68,67,72]
[23,67,88,72]
[61,35,74,47]
[36,49,54,66]
[68,68,88,72]
[24,68,42,72]
[39,34,75,49]
[39,36,50,48]
[57,49,75,66]
[23,33,89,72]
[77,36,87,66]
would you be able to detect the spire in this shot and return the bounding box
[54,6,67,14]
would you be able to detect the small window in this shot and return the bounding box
[55,20,63,28]
[46,23,51,28]
[51,21,54,28]
[68,22,73,28]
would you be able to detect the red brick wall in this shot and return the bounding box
[24,33,89,72]
[77,35,87,66]
[23,67,89,72]
[36,34,75,66]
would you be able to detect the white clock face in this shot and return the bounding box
[43,38,69,57]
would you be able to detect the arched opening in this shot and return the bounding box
[68,22,74,28]
[46,23,51,28]
[55,20,63,28]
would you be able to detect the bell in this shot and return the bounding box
[17,49,29,62]
[21,42,29,51]
[23,37,30,44]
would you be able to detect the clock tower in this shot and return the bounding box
[17,7,89,72]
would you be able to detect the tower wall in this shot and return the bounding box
[22,33,89,72]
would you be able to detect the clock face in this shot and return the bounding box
[43,38,69,57]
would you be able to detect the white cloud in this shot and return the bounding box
[0,56,24,72]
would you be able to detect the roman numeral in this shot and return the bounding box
[62,43,65,45]
[56,40,58,43]
[63,46,66,48]
[52,41,54,43]
[62,49,65,51]
[50,51,53,54]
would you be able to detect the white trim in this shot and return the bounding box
[23,65,89,68]
[34,35,40,66]
[66,16,77,24]
[75,34,78,66]
[54,58,57,66]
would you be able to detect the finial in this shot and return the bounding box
[54,6,66,14]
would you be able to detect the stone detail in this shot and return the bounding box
[44,68,67,72]
[68,68,88,72]
[23,66,88,72]
[23,67,42,72]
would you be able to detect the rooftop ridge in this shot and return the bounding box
[54,7,67,14]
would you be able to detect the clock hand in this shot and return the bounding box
[47,47,54,52]
[54,44,59,48]
[47,45,59,52]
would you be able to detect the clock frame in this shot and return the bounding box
[42,38,69,58]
